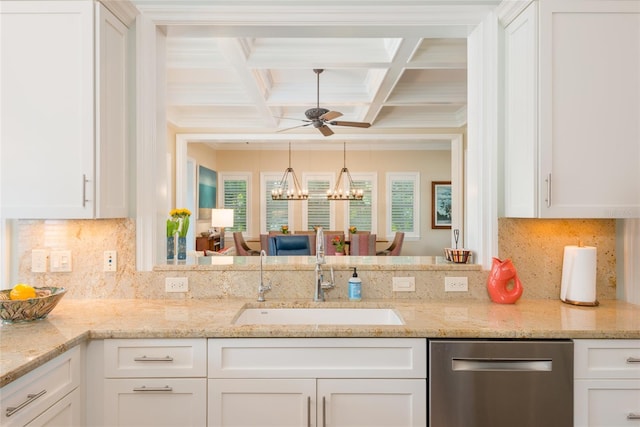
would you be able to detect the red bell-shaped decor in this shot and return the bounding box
[487,257,523,304]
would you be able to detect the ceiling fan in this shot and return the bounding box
[277,69,371,137]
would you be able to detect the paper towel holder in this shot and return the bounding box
[560,244,599,307]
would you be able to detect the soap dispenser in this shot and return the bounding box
[348,267,362,301]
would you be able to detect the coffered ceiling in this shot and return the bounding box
[130,0,502,146]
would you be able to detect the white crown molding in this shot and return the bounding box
[495,0,534,26]
[99,0,138,27]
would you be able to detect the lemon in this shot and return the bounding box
[9,283,36,300]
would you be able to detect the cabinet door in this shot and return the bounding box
[318,379,426,427]
[575,379,640,426]
[208,379,315,427]
[24,389,82,427]
[504,2,538,217]
[0,346,81,427]
[0,1,95,219]
[538,1,640,218]
[104,378,206,427]
[95,3,129,218]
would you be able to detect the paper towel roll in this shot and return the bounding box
[560,245,598,306]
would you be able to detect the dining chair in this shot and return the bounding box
[269,235,312,255]
[233,232,260,256]
[376,232,405,256]
[349,233,377,255]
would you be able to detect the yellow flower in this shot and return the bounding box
[170,208,191,218]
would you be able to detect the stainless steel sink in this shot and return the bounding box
[233,307,404,325]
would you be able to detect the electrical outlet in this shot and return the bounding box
[392,276,415,292]
[104,250,117,272]
[31,249,48,272]
[50,250,72,272]
[165,277,189,293]
[445,276,468,292]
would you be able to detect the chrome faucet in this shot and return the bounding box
[314,227,335,302]
[257,250,271,302]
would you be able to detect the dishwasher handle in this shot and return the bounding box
[452,358,553,372]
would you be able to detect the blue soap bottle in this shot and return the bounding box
[348,267,362,301]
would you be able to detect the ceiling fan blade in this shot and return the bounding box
[274,116,311,122]
[318,125,334,136]
[319,110,342,121]
[277,123,312,133]
[329,120,371,128]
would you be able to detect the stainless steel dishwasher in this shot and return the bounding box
[429,340,573,427]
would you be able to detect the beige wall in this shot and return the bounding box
[185,146,452,255]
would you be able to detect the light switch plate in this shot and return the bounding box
[50,250,72,272]
[31,249,48,272]
[392,276,415,292]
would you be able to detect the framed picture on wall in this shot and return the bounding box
[432,181,452,229]
[198,165,217,220]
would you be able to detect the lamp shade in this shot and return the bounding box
[211,209,234,228]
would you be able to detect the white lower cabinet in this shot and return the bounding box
[100,339,207,427]
[0,346,82,427]
[208,338,427,427]
[574,339,640,426]
[24,389,81,427]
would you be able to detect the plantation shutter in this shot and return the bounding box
[387,172,419,238]
[307,179,331,230]
[222,178,247,232]
[348,178,373,231]
[265,177,289,230]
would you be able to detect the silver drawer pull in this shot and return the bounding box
[134,355,174,362]
[132,385,173,392]
[6,389,47,417]
[628,413,640,420]
[627,357,640,364]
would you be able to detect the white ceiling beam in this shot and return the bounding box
[216,38,277,128]
[362,38,422,124]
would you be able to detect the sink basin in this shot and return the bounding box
[233,307,404,326]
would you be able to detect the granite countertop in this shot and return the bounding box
[1,298,638,387]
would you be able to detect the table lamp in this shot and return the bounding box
[211,209,234,249]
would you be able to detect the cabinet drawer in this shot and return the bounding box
[575,340,640,379]
[575,379,640,426]
[209,338,426,378]
[104,378,206,426]
[104,339,206,378]
[0,346,81,427]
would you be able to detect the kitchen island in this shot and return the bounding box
[1,297,638,387]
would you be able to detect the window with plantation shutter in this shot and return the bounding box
[346,173,377,233]
[386,172,420,239]
[302,173,334,231]
[261,172,290,233]
[220,173,250,235]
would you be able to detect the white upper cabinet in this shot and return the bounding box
[503,0,640,218]
[0,1,129,219]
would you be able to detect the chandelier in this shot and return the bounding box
[327,142,364,201]
[271,143,309,200]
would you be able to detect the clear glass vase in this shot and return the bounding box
[177,236,187,260]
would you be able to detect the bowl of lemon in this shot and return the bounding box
[0,284,66,323]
